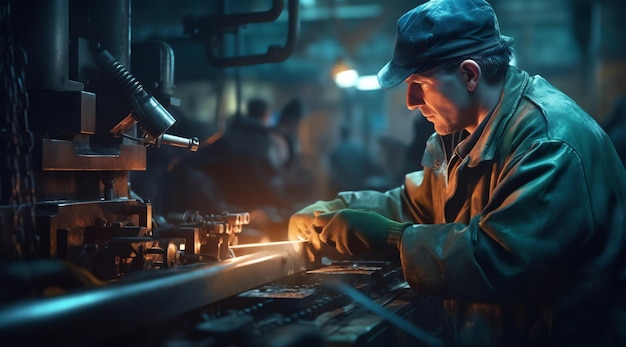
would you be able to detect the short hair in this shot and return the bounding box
[437,40,514,84]
[247,98,269,119]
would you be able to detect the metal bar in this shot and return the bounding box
[0,245,307,343]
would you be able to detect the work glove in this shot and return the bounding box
[313,209,412,257]
[288,198,348,262]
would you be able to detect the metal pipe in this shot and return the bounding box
[184,0,284,33]
[203,0,300,67]
[0,245,307,343]
[17,0,81,91]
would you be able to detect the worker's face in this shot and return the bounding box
[404,67,475,135]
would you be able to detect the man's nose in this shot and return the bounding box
[406,83,425,110]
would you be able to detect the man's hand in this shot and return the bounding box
[288,198,348,261]
[313,209,412,257]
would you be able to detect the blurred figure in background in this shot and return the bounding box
[162,97,295,241]
[275,97,304,168]
[378,114,437,188]
[224,98,291,175]
[376,135,408,188]
[219,98,295,236]
[328,125,383,195]
[275,97,317,205]
[403,114,435,174]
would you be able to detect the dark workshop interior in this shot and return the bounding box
[1,0,626,345]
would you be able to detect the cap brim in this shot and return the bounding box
[377,61,414,89]
[378,35,514,90]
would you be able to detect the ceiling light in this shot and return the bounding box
[331,57,359,88]
[356,75,381,91]
[334,69,359,88]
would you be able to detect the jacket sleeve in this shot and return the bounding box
[400,140,595,302]
[337,183,414,223]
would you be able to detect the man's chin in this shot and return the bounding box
[433,127,449,135]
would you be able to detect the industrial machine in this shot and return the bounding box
[0,0,441,346]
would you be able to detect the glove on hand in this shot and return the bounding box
[313,209,412,257]
[288,198,348,259]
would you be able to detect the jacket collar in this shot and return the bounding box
[465,66,530,167]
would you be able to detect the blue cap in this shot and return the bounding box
[377,0,512,89]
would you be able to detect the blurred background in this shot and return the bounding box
[130,0,626,203]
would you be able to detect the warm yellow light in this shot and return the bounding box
[331,58,359,88]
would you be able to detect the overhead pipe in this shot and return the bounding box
[185,0,300,67]
[184,0,284,32]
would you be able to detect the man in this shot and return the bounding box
[288,0,626,346]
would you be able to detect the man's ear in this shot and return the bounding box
[459,60,481,91]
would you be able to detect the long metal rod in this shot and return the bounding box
[229,239,307,249]
[0,246,307,343]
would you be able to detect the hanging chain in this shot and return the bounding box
[1,0,39,259]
